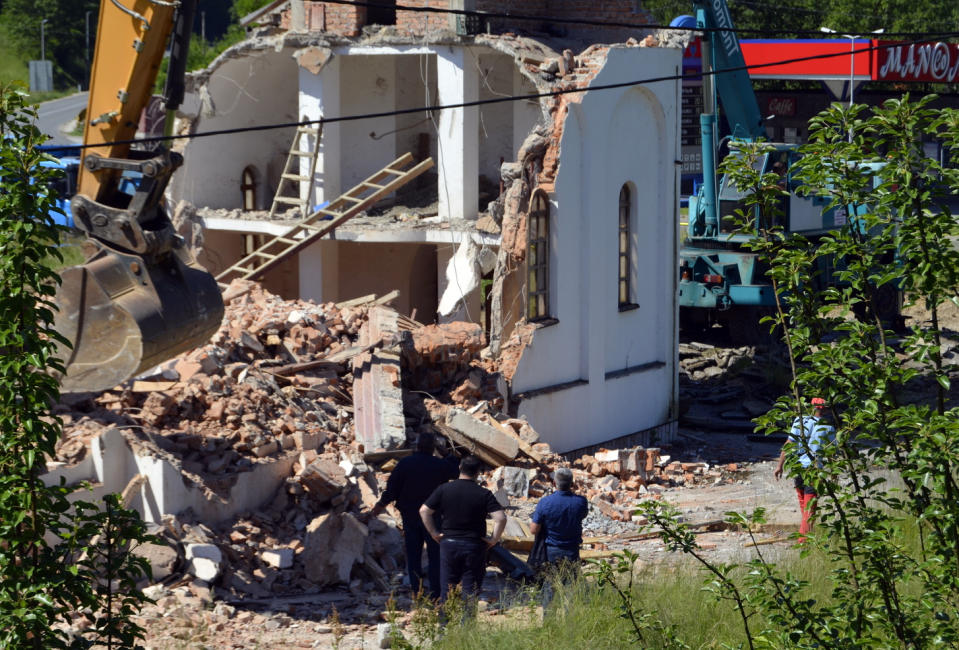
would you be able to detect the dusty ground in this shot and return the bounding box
[134,455,798,650]
[132,299,959,649]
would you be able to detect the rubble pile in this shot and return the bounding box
[48,282,751,610]
[563,448,746,525]
[678,341,784,431]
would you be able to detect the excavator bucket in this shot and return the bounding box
[54,241,224,393]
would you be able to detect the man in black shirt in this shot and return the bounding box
[371,433,457,599]
[420,455,506,602]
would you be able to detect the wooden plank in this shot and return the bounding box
[131,380,179,392]
[267,358,345,377]
[744,536,792,547]
[363,448,414,464]
[373,289,400,306]
[336,293,377,309]
[120,474,147,508]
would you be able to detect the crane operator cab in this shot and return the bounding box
[716,146,837,237]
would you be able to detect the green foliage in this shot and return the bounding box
[642,0,959,37]
[0,0,99,88]
[232,0,275,21]
[587,549,689,648]
[616,96,959,649]
[0,82,154,649]
[153,1,270,94]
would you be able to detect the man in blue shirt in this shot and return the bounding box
[530,467,589,570]
[774,397,835,542]
[371,433,457,599]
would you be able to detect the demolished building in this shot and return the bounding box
[170,0,684,454]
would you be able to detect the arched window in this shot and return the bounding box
[241,166,257,211]
[527,190,550,321]
[618,184,637,310]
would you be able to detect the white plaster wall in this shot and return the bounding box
[300,56,342,204]
[510,46,681,453]
[509,107,587,391]
[341,55,398,193]
[298,239,334,304]
[435,242,482,324]
[395,54,437,163]
[603,88,672,373]
[475,52,515,185]
[173,49,298,209]
[513,71,542,154]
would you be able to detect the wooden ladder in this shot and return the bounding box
[269,124,323,220]
[215,153,435,290]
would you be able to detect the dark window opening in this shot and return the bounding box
[618,184,633,308]
[241,166,257,211]
[367,0,397,25]
[527,190,550,321]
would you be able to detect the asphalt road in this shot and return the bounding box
[36,92,87,146]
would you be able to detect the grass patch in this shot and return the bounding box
[47,231,87,270]
[0,23,75,103]
[0,24,29,84]
[426,543,853,650]
[432,578,641,650]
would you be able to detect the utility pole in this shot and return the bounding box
[820,26,884,142]
[40,18,47,61]
[85,11,92,90]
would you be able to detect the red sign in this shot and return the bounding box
[741,40,868,78]
[875,40,959,82]
[767,96,796,116]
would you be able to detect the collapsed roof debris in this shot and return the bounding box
[45,282,750,627]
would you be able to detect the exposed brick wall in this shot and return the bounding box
[539,45,609,184]
[287,2,366,36]
[297,0,651,39]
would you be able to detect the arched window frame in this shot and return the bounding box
[527,189,551,322]
[618,183,639,311]
[241,166,257,211]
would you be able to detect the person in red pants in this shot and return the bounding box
[774,397,835,542]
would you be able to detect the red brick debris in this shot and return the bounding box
[49,282,745,609]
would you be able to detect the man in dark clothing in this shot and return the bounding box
[529,467,588,569]
[419,455,506,602]
[370,433,457,599]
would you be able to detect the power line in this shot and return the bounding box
[57,36,959,153]
[312,0,959,39]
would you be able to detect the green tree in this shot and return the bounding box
[629,95,959,648]
[0,0,99,88]
[0,82,154,649]
[642,0,959,37]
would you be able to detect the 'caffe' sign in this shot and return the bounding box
[767,96,796,116]
[877,41,959,82]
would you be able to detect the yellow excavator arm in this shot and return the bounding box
[54,0,224,393]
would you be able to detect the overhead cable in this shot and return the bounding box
[57,36,959,152]
[311,0,959,39]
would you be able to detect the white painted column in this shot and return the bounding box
[298,56,342,205]
[436,46,479,221]
[298,240,339,304]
